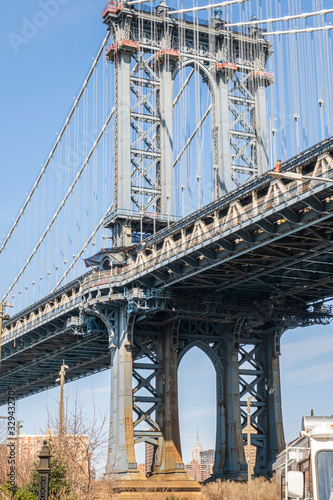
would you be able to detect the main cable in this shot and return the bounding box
[226,7,333,27]
[170,0,250,16]
[266,24,333,36]
[0,31,111,256]
[1,108,115,302]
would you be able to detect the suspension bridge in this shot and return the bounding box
[1,0,333,493]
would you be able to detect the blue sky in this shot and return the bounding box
[1,0,333,471]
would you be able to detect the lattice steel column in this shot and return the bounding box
[155,321,184,474]
[106,307,138,475]
[223,332,247,479]
[251,38,273,176]
[238,326,285,477]
[255,331,285,475]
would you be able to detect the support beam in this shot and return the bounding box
[106,308,139,476]
[253,72,269,175]
[222,333,247,479]
[216,71,232,195]
[159,60,175,217]
[155,322,185,474]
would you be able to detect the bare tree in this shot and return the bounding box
[45,390,108,499]
[0,419,8,485]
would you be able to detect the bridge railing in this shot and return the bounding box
[118,159,333,283]
[77,164,333,295]
[3,289,82,342]
[3,149,333,340]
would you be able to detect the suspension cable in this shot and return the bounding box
[173,105,212,167]
[266,24,333,36]
[51,204,113,293]
[2,108,115,302]
[173,69,195,107]
[226,8,333,28]
[0,32,111,256]
[170,0,250,16]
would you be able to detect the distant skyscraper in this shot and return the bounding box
[186,427,256,482]
[187,431,213,482]
[191,430,203,463]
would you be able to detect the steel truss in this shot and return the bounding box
[229,72,257,183]
[103,4,272,244]
[132,331,163,467]
[130,52,161,213]
[177,319,283,478]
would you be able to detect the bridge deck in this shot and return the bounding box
[2,138,333,405]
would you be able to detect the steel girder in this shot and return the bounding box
[103,3,272,237]
[177,319,284,478]
[103,151,333,307]
[0,296,116,407]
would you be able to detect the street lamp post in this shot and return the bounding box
[247,397,253,485]
[318,98,325,140]
[294,114,300,154]
[196,175,202,208]
[152,203,156,235]
[181,185,185,218]
[16,420,23,464]
[56,362,69,435]
[166,195,170,227]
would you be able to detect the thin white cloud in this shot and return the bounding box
[282,332,333,365]
[284,359,333,384]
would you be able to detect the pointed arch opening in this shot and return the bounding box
[178,345,217,480]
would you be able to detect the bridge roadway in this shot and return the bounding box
[2,137,333,407]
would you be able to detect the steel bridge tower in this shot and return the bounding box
[100,0,277,485]
[103,1,273,248]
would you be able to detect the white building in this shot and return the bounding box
[191,430,203,463]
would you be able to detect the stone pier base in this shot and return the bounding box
[92,475,202,499]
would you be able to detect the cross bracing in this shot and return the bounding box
[2,0,333,316]
[94,150,333,304]
[2,139,333,407]
[2,0,333,483]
